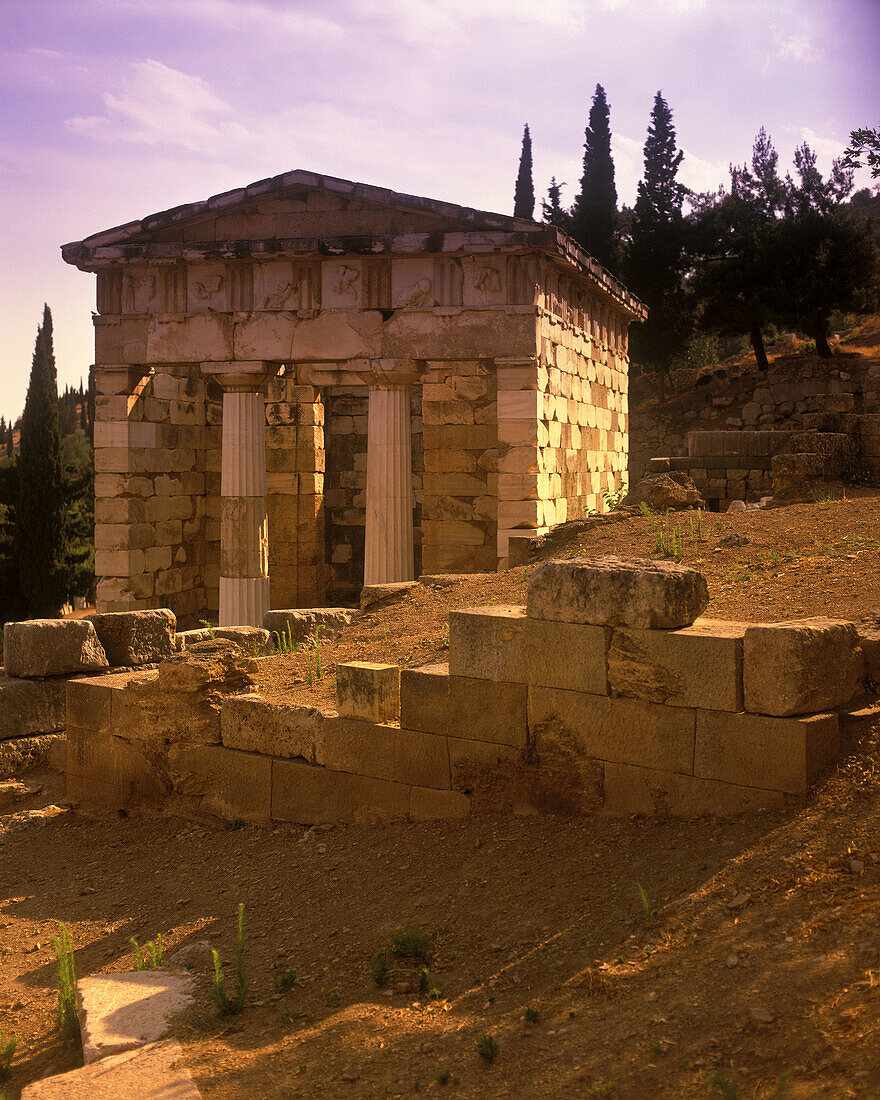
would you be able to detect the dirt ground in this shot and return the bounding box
[2,497,880,1099]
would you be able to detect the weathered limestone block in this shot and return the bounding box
[66,725,168,812]
[743,618,863,716]
[271,758,411,824]
[609,620,747,712]
[221,695,327,758]
[400,664,452,735]
[78,970,194,1064]
[447,605,610,693]
[529,687,695,773]
[336,662,400,723]
[263,607,357,644]
[855,617,880,685]
[527,556,709,630]
[0,676,68,741]
[86,609,176,667]
[694,710,839,794]
[360,581,422,611]
[409,785,470,821]
[603,761,786,818]
[4,619,109,679]
[623,472,703,510]
[213,626,272,653]
[21,1040,202,1100]
[320,722,450,788]
[169,743,271,823]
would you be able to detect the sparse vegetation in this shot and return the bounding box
[475,1033,499,1063]
[370,950,389,987]
[0,1032,18,1082]
[708,1070,742,1098]
[387,919,433,964]
[273,968,297,994]
[129,933,165,970]
[635,881,654,923]
[51,923,79,1045]
[524,1005,540,1023]
[271,620,296,655]
[211,903,250,1016]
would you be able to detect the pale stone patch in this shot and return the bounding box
[77,971,194,1064]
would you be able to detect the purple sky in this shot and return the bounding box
[1,0,878,419]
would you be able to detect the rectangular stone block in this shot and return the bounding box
[66,673,138,734]
[221,694,326,758]
[448,606,528,682]
[609,619,746,712]
[66,725,167,812]
[0,675,67,741]
[87,609,177,667]
[320,722,450,789]
[603,761,786,818]
[743,618,863,716]
[694,710,839,795]
[448,675,527,746]
[527,556,709,630]
[528,688,695,773]
[168,744,271,823]
[4,619,109,678]
[526,618,610,695]
[400,663,450,734]
[409,785,470,820]
[336,662,400,723]
[271,758,411,824]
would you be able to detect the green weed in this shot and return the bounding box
[602,483,627,511]
[129,933,165,970]
[388,919,433,963]
[475,1033,498,1063]
[273,968,297,994]
[523,1005,540,1024]
[370,950,389,987]
[588,1084,616,1098]
[708,1071,741,1098]
[635,881,653,922]
[0,1032,18,1082]
[198,619,217,639]
[51,923,79,1045]
[271,620,295,654]
[211,903,250,1016]
[225,817,245,831]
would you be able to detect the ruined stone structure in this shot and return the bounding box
[62,171,644,625]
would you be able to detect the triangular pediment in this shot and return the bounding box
[66,169,538,251]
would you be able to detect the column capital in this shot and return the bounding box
[200,360,280,392]
[365,359,422,389]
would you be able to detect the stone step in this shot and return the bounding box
[21,1040,201,1099]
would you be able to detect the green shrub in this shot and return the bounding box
[211,903,250,1016]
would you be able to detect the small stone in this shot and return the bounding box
[341,1069,360,1082]
[489,943,503,953]
[717,534,751,548]
[850,859,865,875]
[727,893,751,910]
[748,1006,775,1025]
[726,954,739,968]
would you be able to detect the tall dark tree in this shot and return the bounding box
[692,128,787,370]
[570,84,618,269]
[15,305,68,616]
[626,92,693,392]
[514,124,535,220]
[843,126,880,178]
[541,177,572,231]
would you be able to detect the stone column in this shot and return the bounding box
[201,361,277,626]
[364,378,415,585]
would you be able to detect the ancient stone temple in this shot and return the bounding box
[63,170,645,626]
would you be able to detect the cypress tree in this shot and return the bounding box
[626,92,693,394]
[571,84,619,269]
[542,177,571,231]
[514,124,535,220]
[15,305,68,616]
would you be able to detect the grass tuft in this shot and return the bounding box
[388,919,433,963]
[211,903,250,1016]
[475,1033,499,1063]
[51,923,79,1045]
[129,933,165,971]
[0,1032,18,1082]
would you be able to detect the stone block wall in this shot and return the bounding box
[62,565,864,824]
[421,361,497,574]
[94,366,208,624]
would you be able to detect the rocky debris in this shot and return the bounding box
[263,608,357,645]
[21,1040,202,1099]
[0,733,65,779]
[726,500,747,513]
[213,626,272,653]
[86,609,176,667]
[771,452,845,503]
[3,619,109,679]
[716,534,751,548]
[744,618,864,717]
[527,556,709,630]
[0,676,67,742]
[360,581,422,611]
[623,471,704,511]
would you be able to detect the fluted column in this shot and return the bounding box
[364,377,415,585]
[201,361,277,626]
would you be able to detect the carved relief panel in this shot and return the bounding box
[119,266,158,313]
[255,261,321,311]
[462,256,507,307]
[186,264,226,312]
[391,259,434,308]
[321,260,362,308]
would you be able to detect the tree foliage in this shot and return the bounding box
[570,84,618,270]
[843,126,880,179]
[541,176,571,231]
[626,91,693,383]
[514,124,535,220]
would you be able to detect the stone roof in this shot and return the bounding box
[61,169,646,319]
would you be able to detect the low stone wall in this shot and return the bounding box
[62,559,866,823]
